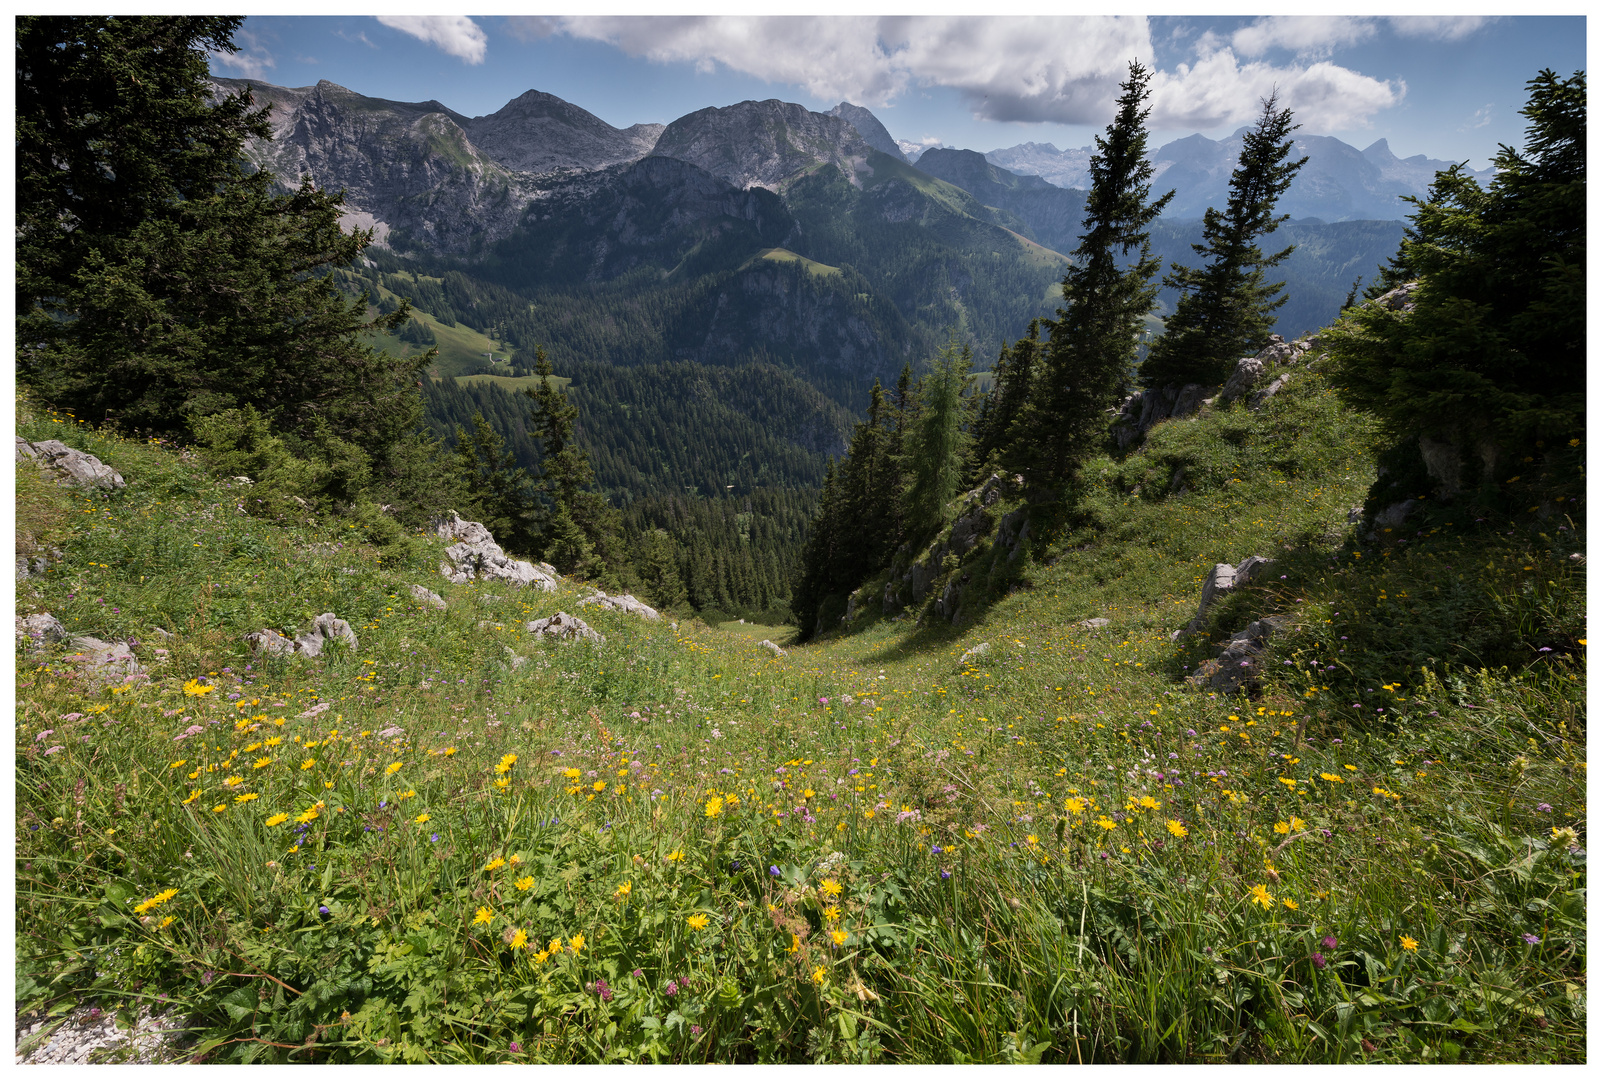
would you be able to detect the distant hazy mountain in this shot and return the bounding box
[651,99,876,191]
[986,132,1496,222]
[829,102,907,162]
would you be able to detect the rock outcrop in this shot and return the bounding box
[244,628,296,657]
[526,611,603,645]
[410,584,448,610]
[882,473,1027,617]
[16,437,125,492]
[434,512,558,591]
[578,591,660,621]
[1171,555,1274,641]
[1186,616,1289,693]
[758,639,787,657]
[16,613,67,652]
[294,613,358,658]
[1112,334,1314,450]
[63,636,145,686]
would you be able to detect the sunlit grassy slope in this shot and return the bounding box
[13,364,1584,1063]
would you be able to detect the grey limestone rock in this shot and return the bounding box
[293,613,357,658]
[410,583,447,610]
[244,628,296,657]
[526,611,604,644]
[758,639,787,657]
[958,642,991,666]
[1078,617,1110,630]
[16,612,67,651]
[578,591,660,621]
[1172,555,1274,641]
[63,636,145,685]
[17,437,126,491]
[434,512,558,591]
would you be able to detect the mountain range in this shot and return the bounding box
[983,132,1496,223]
[210,75,1443,496]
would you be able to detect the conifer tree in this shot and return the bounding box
[1325,68,1585,488]
[16,17,444,519]
[902,338,974,539]
[1011,61,1173,484]
[453,414,541,557]
[1140,93,1308,388]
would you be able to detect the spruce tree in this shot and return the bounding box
[16,17,443,519]
[1140,93,1308,389]
[1012,61,1173,484]
[902,338,974,539]
[453,414,541,556]
[1325,69,1585,487]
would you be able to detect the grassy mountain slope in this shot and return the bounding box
[15,368,1583,1062]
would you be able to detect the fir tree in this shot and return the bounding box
[902,338,974,539]
[1012,61,1173,484]
[453,414,541,557]
[16,17,443,519]
[1325,69,1585,489]
[1140,93,1308,389]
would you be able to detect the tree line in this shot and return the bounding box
[791,62,1585,638]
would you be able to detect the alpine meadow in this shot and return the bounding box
[14,17,1586,1064]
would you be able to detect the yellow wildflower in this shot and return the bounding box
[516,875,534,891]
[265,813,289,826]
[705,795,725,818]
[472,907,494,926]
[686,913,710,931]
[1400,935,1419,952]
[1166,819,1188,839]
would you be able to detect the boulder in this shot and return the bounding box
[293,613,357,657]
[1217,357,1267,406]
[63,636,144,685]
[526,611,603,644]
[16,437,126,492]
[1077,617,1110,630]
[1172,555,1274,640]
[577,591,660,621]
[16,549,62,580]
[1186,617,1287,693]
[1248,373,1291,411]
[244,628,296,657]
[433,511,558,591]
[758,639,787,657]
[503,646,527,669]
[958,642,990,666]
[409,583,447,610]
[1372,282,1419,313]
[16,613,67,651]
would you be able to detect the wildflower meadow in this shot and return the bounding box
[14,376,1585,1063]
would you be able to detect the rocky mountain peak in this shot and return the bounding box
[464,88,661,175]
[652,99,875,191]
[828,102,906,161]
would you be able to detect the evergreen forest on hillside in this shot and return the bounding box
[14,18,1585,1064]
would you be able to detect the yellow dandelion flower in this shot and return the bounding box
[1274,821,1291,835]
[444,747,457,757]
[812,966,827,985]
[385,761,403,776]
[159,916,175,929]
[705,795,725,818]
[1166,819,1188,838]
[1400,935,1419,952]
[516,875,534,891]
[1283,898,1299,911]
[592,780,607,792]
[300,759,315,771]
[181,789,201,805]
[169,760,187,770]
[616,881,633,898]
[569,934,585,953]
[1248,883,1274,909]
[563,768,581,780]
[534,950,550,964]
[666,849,685,862]
[183,679,214,697]
[414,812,430,824]
[212,804,227,813]
[265,813,289,826]
[686,913,710,931]
[1289,816,1305,830]
[822,904,842,921]
[252,757,271,769]
[820,878,843,897]
[223,775,244,787]
[510,928,528,950]
[1097,817,1117,830]
[484,857,507,872]
[472,907,494,926]
[1138,795,1160,810]
[787,933,801,954]
[235,792,259,804]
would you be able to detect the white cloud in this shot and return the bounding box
[208,28,275,81]
[1230,16,1377,60]
[1151,52,1402,132]
[544,16,1151,124]
[375,16,488,65]
[525,16,1404,134]
[1388,16,1495,41]
[1461,103,1495,131]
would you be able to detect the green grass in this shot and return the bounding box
[357,282,512,378]
[452,373,571,394]
[14,375,1585,1063]
[739,248,842,279]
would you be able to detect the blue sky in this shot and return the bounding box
[213,15,1586,170]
